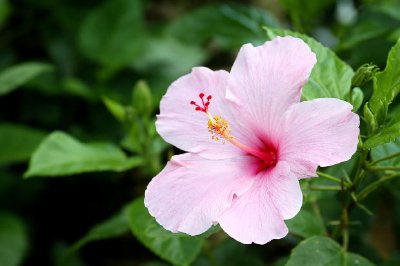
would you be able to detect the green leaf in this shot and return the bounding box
[102,96,127,123]
[286,209,326,238]
[79,0,145,67]
[67,205,130,254]
[364,38,400,131]
[0,212,28,266]
[346,253,375,266]
[265,28,354,102]
[61,78,97,102]
[0,62,54,96]
[132,80,153,118]
[364,115,400,149]
[128,197,203,266]
[0,123,47,166]
[286,236,374,266]
[130,37,208,79]
[24,131,142,178]
[167,4,279,50]
[350,87,364,112]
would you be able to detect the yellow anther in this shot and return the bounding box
[207,115,232,142]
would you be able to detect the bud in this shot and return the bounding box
[352,64,379,87]
[132,80,153,117]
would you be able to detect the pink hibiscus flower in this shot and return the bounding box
[144,36,359,244]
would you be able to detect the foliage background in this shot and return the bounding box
[1,0,400,265]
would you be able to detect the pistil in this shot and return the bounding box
[190,92,277,167]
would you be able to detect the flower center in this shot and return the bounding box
[190,92,277,169]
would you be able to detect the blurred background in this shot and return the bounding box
[1,0,400,265]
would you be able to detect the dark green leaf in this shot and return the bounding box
[265,28,354,102]
[286,209,326,238]
[369,0,400,21]
[167,4,279,50]
[208,238,265,266]
[62,78,97,102]
[0,212,28,266]
[67,205,130,253]
[79,0,145,67]
[286,236,374,266]
[279,0,334,31]
[0,62,53,96]
[128,197,203,266]
[0,0,11,29]
[0,123,47,166]
[24,131,142,177]
[364,38,400,131]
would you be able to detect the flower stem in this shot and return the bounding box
[341,207,349,251]
[317,171,344,184]
[203,241,217,266]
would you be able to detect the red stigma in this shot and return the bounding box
[190,92,212,113]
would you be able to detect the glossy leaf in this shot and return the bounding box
[128,197,203,266]
[0,123,47,165]
[0,62,53,96]
[265,28,354,102]
[79,0,145,67]
[286,236,374,266]
[24,131,142,177]
[0,213,28,266]
[286,209,326,238]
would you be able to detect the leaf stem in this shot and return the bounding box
[369,151,400,166]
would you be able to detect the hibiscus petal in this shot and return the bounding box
[156,67,251,159]
[267,162,303,219]
[218,162,298,244]
[226,36,317,144]
[144,153,258,235]
[279,98,360,178]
